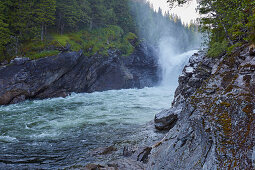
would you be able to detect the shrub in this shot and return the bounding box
[27,50,59,60]
[207,40,228,58]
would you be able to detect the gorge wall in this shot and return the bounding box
[148,45,255,169]
[0,43,159,105]
[83,45,254,170]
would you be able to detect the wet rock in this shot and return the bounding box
[10,95,26,104]
[184,66,194,74]
[85,159,145,170]
[0,43,159,105]
[137,147,152,163]
[154,109,178,130]
[148,45,255,169]
[91,146,117,156]
[0,60,8,66]
[84,163,107,170]
[13,57,30,65]
[123,146,135,157]
[249,46,255,56]
[188,77,202,88]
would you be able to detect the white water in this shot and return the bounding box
[0,86,176,168]
[0,3,200,168]
[0,30,198,168]
[159,49,198,87]
[0,48,195,168]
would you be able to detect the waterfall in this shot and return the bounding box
[159,47,197,87]
[131,0,201,88]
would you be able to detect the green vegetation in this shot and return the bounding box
[207,40,228,58]
[18,25,137,59]
[168,0,255,56]
[0,0,136,62]
[0,0,200,63]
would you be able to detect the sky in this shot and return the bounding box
[146,0,200,24]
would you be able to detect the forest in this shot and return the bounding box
[168,0,255,57]
[0,0,199,63]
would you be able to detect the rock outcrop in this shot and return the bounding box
[0,44,159,105]
[81,45,254,170]
[148,45,255,169]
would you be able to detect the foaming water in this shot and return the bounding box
[0,87,174,169]
[159,49,198,87]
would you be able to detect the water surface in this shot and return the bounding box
[0,86,174,169]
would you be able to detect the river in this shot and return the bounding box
[0,49,197,169]
[0,86,175,169]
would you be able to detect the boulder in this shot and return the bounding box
[249,45,255,56]
[13,57,30,65]
[0,60,8,66]
[154,109,178,130]
[91,146,117,156]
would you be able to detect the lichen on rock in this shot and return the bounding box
[148,45,255,169]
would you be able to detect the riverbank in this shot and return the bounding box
[0,43,159,105]
[0,87,173,169]
[85,45,254,169]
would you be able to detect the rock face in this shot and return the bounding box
[0,44,159,105]
[148,45,254,169]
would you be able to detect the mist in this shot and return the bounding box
[130,0,202,87]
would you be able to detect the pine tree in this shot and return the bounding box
[88,0,108,29]
[34,0,56,41]
[0,1,10,58]
[56,0,90,34]
[168,0,255,49]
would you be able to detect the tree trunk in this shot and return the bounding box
[15,36,18,55]
[41,24,44,41]
[90,19,93,30]
[61,24,64,35]
[44,25,47,40]
[58,14,62,34]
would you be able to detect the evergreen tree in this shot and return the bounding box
[56,0,90,33]
[0,1,10,58]
[168,0,255,49]
[34,0,56,41]
[88,0,107,29]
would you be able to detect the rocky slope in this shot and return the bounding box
[0,44,159,105]
[149,45,254,169]
[83,45,254,170]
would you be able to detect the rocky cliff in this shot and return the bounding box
[83,45,254,170]
[0,44,159,105]
[149,45,254,169]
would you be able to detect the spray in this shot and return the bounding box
[130,0,201,87]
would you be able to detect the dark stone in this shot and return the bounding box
[10,95,26,104]
[249,46,255,56]
[91,146,117,156]
[154,109,178,130]
[137,147,152,163]
[85,159,145,170]
[188,77,202,88]
[0,44,159,105]
[1,60,8,66]
[84,163,105,170]
[13,57,30,65]
[123,146,134,157]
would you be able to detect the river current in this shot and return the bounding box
[0,86,174,169]
[0,49,197,169]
